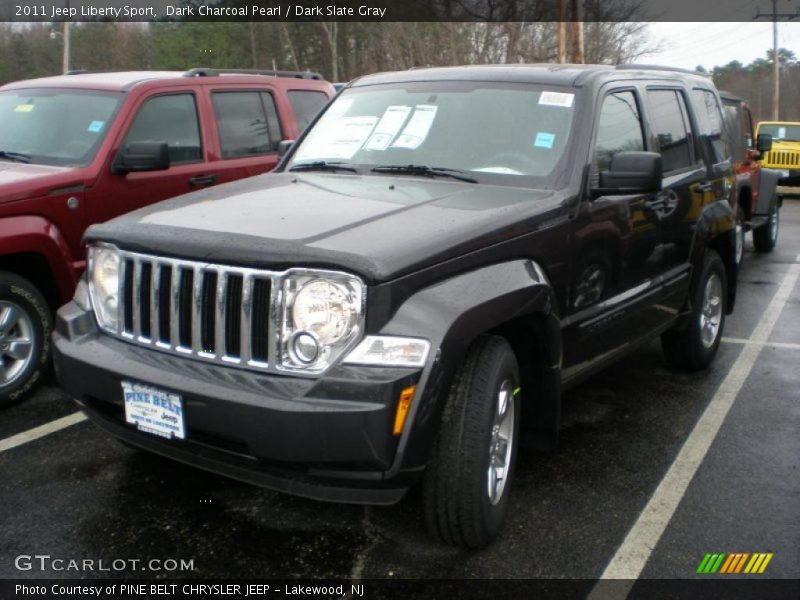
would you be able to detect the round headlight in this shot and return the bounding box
[90,246,121,329]
[292,280,356,345]
[92,248,120,299]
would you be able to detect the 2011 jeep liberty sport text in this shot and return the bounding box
[54,64,738,548]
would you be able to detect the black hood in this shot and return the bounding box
[87,172,566,283]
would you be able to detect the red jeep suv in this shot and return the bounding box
[0,68,334,406]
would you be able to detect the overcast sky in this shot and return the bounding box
[640,22,800,70]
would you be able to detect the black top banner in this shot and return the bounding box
[1,0,798,22]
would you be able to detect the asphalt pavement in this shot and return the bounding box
[1,201,798,588]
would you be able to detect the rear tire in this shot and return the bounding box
[423,336,520,549]
[0,273,52,408]
[753,205,779,252]
[661,250,726,371]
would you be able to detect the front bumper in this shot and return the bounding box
[777,169,800,197]
[53,301,423,505]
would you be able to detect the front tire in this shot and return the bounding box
[661,250,726,371]
[753,205,779,253]
[0,273,52,408]
[423,336,520,548]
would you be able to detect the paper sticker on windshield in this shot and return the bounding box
[365,106,411,151]
[326,97,354,119]
[14,104,34,113]
[391,105,438,149]
[539,91,574,108]
[778,127,786,139]
[534,132,556,149]
[87,120,105,133]
[294,116,377,160]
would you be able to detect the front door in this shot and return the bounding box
[88,91,217,225]
[562,88,665,375]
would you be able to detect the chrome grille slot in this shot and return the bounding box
[251,279,271,363]
[225,274,243,359]
[157,265,172,345]
[116,251,280,372]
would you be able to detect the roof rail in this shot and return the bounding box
[64,69,89,75]
[182,67,324,80]
[615,64,707,77]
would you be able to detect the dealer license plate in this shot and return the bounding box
[122,381,186,440]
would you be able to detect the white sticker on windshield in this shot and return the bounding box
[294,116,377,160]
[391,105,438,149]
[326,97,354,119]
[778,127,786,139]
[365,106,412,151]
[539,91,575,108]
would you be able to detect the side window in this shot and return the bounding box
[288,91,329,132]
[691,88,728,163]
[211,91,282,159]
[594,90,645,172]
[646,89,693,172]
[124,94,202,164]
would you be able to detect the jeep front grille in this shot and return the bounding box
[763,150,800,169]
[118,252,276,371]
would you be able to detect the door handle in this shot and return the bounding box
[189,174,218,187]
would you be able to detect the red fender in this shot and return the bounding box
[0,216,81,304]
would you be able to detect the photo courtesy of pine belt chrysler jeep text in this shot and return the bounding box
[54,64,739,548]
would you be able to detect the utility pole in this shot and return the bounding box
[61,0,70,74]
[755,0,799,120]
[557,0,567,64]
[570,0,584,64]
[62,21,70,74]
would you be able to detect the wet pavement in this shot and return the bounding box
[1,202,798,584]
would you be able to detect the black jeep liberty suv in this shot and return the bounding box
[54,65,737,548]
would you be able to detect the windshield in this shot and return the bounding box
[759,123,800,142]
[0,88,122,166]
[288,81,579,187]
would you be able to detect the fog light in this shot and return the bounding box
[291,331,320,364]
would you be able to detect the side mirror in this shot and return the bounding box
[594,151,663,196]
[756,133,772,155]
[113,142,170,174]
[277,140,295,158]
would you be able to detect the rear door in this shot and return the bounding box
[88,89,215,224]
[642,86,711,278]
[205,88,285,185]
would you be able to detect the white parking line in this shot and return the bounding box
[722,337,800,351]
[590,255,800,593]
[0,412,87,454]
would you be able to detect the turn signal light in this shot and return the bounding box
[393,385,417,436]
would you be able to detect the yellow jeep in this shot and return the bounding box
[756,121,800,198]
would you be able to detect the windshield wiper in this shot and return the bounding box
[0,150,31,164]
[370,164,477,183]
[289,161,357,174]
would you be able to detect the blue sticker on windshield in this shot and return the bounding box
[534,132,555,149]
[87,120,104,133]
